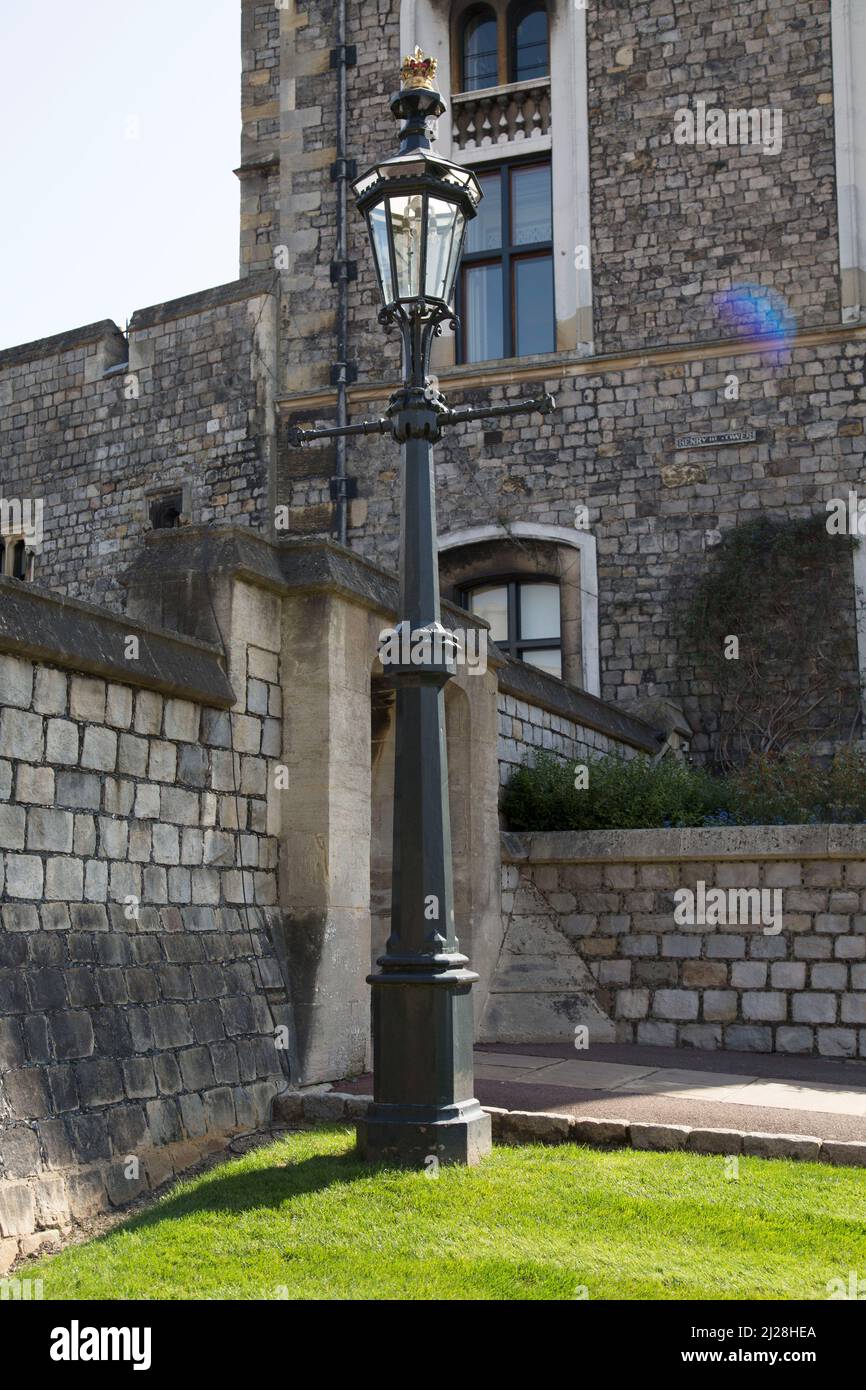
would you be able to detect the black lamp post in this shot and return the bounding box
[289,48,555,1166]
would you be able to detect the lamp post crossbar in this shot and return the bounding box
[288,391,556,448]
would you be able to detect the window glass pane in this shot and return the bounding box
[514,255,554,355]
[465,174,502,253]
[519,582,560,639]
[464,263,503,362]
[12,541,27,581]
[512,164,552,245]
[514,7,549,82]
[388,194,424,298]
[369,205,394,303]
[463,10,499,91]
[520,647,562,679]
[468,584,508,643]
[425,199,463,302]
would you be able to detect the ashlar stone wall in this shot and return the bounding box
[499,827,866,1056]
[0,599,289,1270]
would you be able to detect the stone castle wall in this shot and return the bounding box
[2,0,862,749]
[587,0,839,352]
[0,275,278,612]
[496,659,659,787]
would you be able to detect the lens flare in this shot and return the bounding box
[714,283,794,344]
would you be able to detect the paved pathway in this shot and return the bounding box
[337,1043,866,1142]
[471,1043,866,1141]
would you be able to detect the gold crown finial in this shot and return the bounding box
[401,46,437,91]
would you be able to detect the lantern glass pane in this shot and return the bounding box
[425,197,462,301]
[389,194,424,298]
[369,204,394,304]
[443,210,466,304]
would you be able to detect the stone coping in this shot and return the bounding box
[0,274,278,369]
[499,658,661,753]
[131,526,504,650]
[272,1092,866,1169]
[0,578,234,707]
[0,320,127,370]
[501,825,866,863]
[135,532,666,754]
[128,272,278,333]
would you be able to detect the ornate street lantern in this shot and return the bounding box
[353,50,482,384]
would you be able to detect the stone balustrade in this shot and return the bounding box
[450,79,551,153]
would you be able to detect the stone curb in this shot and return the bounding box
[277,1093,866,1169]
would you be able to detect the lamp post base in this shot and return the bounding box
[356,1099,492,1168]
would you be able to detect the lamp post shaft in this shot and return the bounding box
[355,428,492,1166]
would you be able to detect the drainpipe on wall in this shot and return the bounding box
[330,0,358,546]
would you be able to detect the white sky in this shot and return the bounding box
[0,0,240,351]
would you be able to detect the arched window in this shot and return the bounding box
[439,527,598,693]
[461,4,499,91]
[510,2,549,82]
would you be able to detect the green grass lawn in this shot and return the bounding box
[26,1126,866,1301]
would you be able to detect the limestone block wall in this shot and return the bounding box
[273,0,865,752]
[0,597,290,1269]
[498,827,866,1056]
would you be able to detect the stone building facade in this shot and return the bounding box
[259,0,866,756]
[5,0,866,1258]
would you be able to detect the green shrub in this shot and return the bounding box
[502,751,731,832]
[502,746,866,831]
[728,746,866,825]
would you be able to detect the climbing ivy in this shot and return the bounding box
[683,515,860,768]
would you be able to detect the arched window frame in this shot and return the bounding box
[507,0,549,84]
[458,2,501,92]
[438,521,600,695]
[453,0,550,93]
[0,534,34,582]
